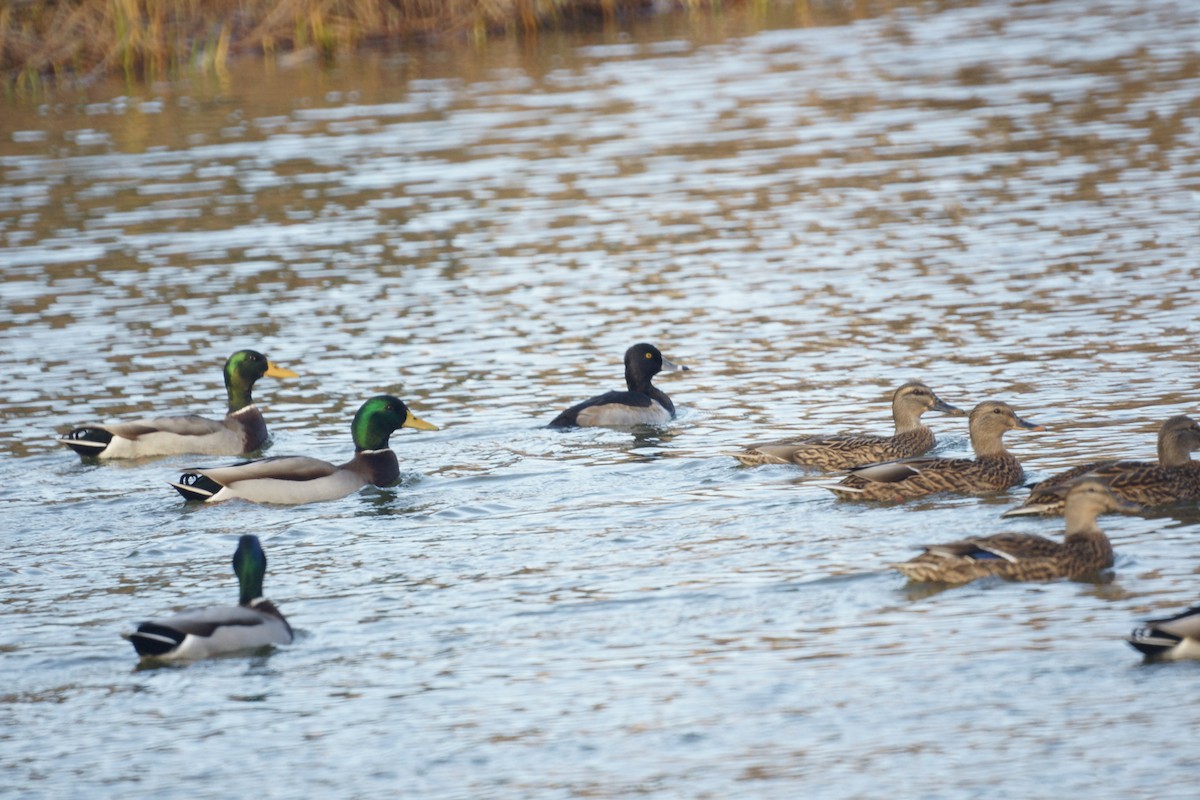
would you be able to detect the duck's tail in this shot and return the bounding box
[169,472,222,502]
[57,427,113,457]
[125,623,186,657]
[1126,627,1180,659]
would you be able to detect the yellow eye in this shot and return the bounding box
[645,352,653,359]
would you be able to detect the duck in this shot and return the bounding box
[57,349,297,460]
[1003,415,1200,517]
[1128,602,1200,660]
[823,400,1043,501]
[125,534,293,661]
[730,381,963,469]
[891,479,1137,583]
[169,394,437,505]
[549,343,689,428]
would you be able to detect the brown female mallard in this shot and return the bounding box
[1004,415,1200,516]
[824,400,1043,501]
[891,480,1138,583]
[730,381,963,469]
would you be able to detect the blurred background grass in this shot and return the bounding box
[2,0,789,92]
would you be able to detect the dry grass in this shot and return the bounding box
[1,0,719,91]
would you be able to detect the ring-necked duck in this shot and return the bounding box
[549,343,688,429]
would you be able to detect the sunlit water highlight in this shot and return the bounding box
[3,0,1200,796]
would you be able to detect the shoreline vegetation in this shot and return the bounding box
[2,0,766,93]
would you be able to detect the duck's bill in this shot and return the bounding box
[265,362,299,378]
[1016,417,1045,431]
[404,412,439,431]
[1000,504,1054,518]
[934,398,964,416]
[1112,496,1142,513]
[661,356,689,372]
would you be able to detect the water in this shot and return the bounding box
[3,0,1200,795]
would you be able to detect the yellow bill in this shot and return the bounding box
[265,362,299,378]
[404,411,439,431]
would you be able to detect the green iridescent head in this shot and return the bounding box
[232,535,268,605]
[351,394,438,452]
[223,350,297,411]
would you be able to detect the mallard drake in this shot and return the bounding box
[824,400,1043,501]
[891,480,1137,583]
[169,395,437,505]
[125,534,292,661]
[549,343,688,428]
[1004,415,1200,517]
[58,350,297,460]
[1128,602,1200,660]
[730,381,963,469]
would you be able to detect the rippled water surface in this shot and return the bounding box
[4,0,1200,796]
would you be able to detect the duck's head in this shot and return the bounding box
[1157,415,1200,466]
[892,381,963,425]
[624,343,687,389]
[233,534,269,605]
[351,394,438,452]
[967,400,1043,452]
[1065,479,1137,527]
[224,350,298,410]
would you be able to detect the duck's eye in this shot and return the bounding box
[645,352,654,359]
[993,408,1002,414]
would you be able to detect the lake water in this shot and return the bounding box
[4,0,1200,796]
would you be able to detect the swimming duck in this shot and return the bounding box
[125,534,293,661]
[824,400,1043,501]
[549,343,688,428]
[57,350,297,460]
[169,395,437,505]
[891,479,1137,583]
[1004,415,1200,517]
[1128,602,1200,660]
[730,381,963,469]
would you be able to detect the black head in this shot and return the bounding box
[623,343,687,391]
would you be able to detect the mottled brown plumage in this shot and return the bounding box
[892,480,1137,583]
[1004,415,1200,516]
[824,400,1043,501]
[730,381,963,470]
